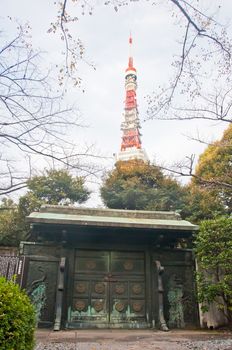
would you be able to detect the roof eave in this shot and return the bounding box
[27,216,198,232]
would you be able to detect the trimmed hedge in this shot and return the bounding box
[0,277,35,350]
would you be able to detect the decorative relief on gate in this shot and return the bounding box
[168,274,185,328]
[75,282,86,294]
[93,300,104,312]
[85,260,96,270]
[123,260,134,271]
[115,283,125,295]
[27,266,47,325]
[75,300,86,312]
[94,282,105,294]
[132,283,142,295]
[115,301,126,312]
[132,301,143,313]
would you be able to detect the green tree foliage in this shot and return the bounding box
[0,169,90,246]
[195,217,232,326]
[194,124,232,210]
[0,199,27,247]
[100,160,187,211]
[184,125,232,223]
[0,277,35,349]
[182,186,226,224]
[27,169,90,205]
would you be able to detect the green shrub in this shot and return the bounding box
[0,277,35,350]
[195,217,232,326]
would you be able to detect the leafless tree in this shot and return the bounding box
[158,154,232,190]
[145,0,232,123]
[0,22,101,196]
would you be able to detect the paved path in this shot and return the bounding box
[35,329,232,350]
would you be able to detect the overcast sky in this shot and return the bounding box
[1,0,231,205]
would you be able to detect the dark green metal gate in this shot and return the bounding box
[67,250,148,328]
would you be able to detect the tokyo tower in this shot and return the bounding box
[117,35,148,162]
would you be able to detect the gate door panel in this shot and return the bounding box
[69,250,147,328]
[110,251,146,325]
[70,250,109,325]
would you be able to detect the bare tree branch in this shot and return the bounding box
[158,159,232,190]
[0,21,102,196]
[146,1,232,123]
[170,0,205,34]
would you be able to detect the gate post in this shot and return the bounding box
[54,257,66,331]
[155,260,169,331]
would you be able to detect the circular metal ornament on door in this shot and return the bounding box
[115,302,125,312]
[115,283,125,295]
[75,282,86,294]
[94,300,104,312]
[132,301,143,312]
[85,260,96,270]
[132,283,142,295]
[123,260,134,271]
[75,300,86,311]
[94,282,105,294]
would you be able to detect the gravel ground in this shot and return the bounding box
[35,330,232,350]
[182,339,232,350]
[35,340,232,350]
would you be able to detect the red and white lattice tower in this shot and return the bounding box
[117,35,148,162]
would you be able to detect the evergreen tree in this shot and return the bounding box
[100,160,187,212]
[0,169,90,246]
[184,124,232,223]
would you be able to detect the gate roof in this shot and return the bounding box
[27,206,198,232]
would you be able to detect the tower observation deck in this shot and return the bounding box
[117,36,148,162]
